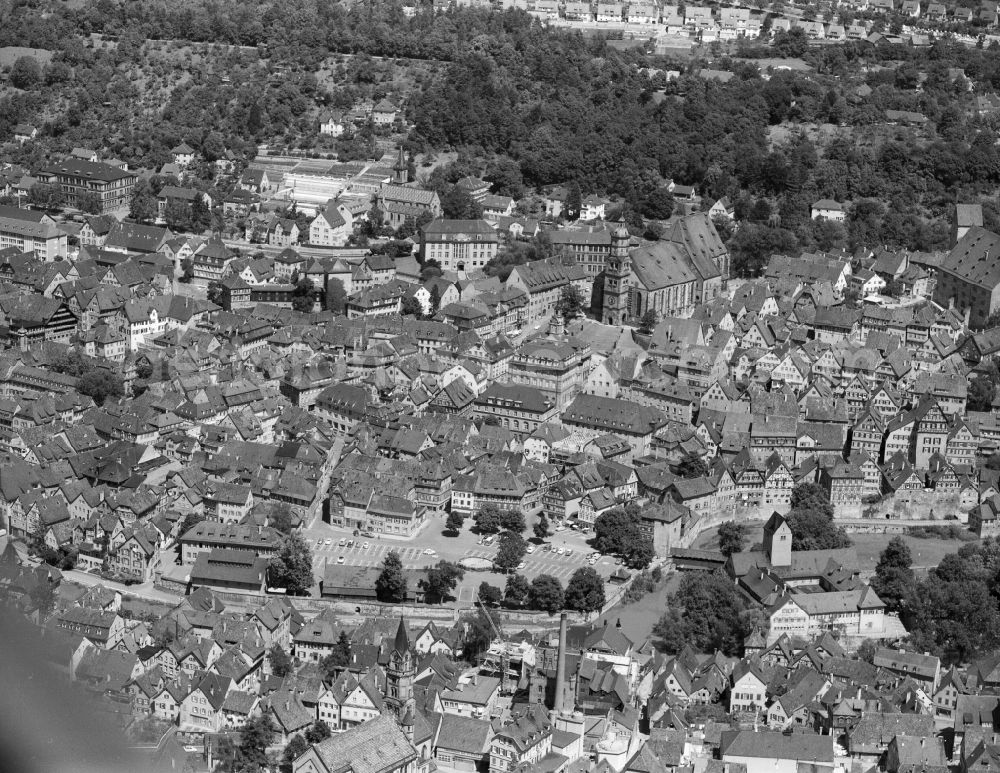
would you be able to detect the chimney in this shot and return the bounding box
[554,612,568,715]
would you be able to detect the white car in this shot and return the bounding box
[337,556,345,564]
[424,548,435,555]
[526,546,535,554]
[517,561,526,570]
[338,538,347,547]
[362,542,370,549]
[324,538,332,546]
[556,547,565,555]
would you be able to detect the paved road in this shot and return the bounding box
[62,568,182,605]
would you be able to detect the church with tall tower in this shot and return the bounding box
[602,220,632,326]
[385,616,417,742]
[601,211,730,323]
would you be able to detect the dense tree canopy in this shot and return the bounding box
[903,539,1000,664]
[376,550,406,602]
[653,570,759,655]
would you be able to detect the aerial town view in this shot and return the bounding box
[6,0,1000,771]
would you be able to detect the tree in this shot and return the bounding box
[642,187,675,219]
[292,277,315,313]
[555,284,584,322]
[786,510,851,551]
[495,531,527,573]
[28,580,56,616]
[237,713,276,772]
[29,183,64,210]
[445,511,465,534]
[268,533,314,595]
[718,522,746,558]
[499,509,526,533]
[202,131,226,163]
[207,281,225,307]
[326,278,348,314]
[401,295,422,316]
[441,186,483,219]
[676,452,709,479]
[504,573,530,607]
[10,56,42,89]
[129,179,157,223]
[474,504,502,534]
[968,375,996,412]
[376,550,406,602]
[459,609,494,664]
[638,309,658,334]
[593,507,641,555]
[320,631,352,679]
[269,503,295,535]
[871,536,915,614]
[790,481,835,520]
[305,720,331,745]
[179,511,203,539]
[564,567,606,614]
[623,538,654,570]
[653,570,754,655]
[77,192,102,215]
[528,574,564,613]
[857,639,878,663]
[478,582,502,607]
[268,643,293,677]
[428,284,442,315]
[533,513,551,540]
[485,157,524,198]
[565,182,582,220]
[77,370,125,405]
[420,560,465,603]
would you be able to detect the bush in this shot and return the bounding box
[622,569,666,604]
[908,525,975,541]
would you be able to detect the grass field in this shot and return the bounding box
[692,523,975,572]
[0,47,53,68]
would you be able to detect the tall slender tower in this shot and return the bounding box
[385,616,416,740]
[393,147,408,184]
[602,219,631,325]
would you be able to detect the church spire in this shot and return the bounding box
[393,615,410,655]
[393,147,408,184]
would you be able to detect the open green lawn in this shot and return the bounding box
[692,523,975,573]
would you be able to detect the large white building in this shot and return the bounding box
[420,219,499,273]
[0,205,68,260]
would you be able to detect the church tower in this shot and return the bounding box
[393,147,408,184]
[385,616,416,741]
[763,511,793,568]
[602,219,632,325]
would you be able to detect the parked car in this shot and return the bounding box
[337,556,345,564]
[338,538,346,546]
[517,561,526,570]
[325,538,332,546]
[565,549,573,556]
[526,546,535,554]
[346,539,354,547]
[362,542,370,549]
[424,548,435,555]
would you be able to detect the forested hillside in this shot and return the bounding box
[6,0,1000,268]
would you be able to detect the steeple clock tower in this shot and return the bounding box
[385,616,416,742]
[602,219,632,325]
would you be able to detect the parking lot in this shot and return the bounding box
[305,515,618,606]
